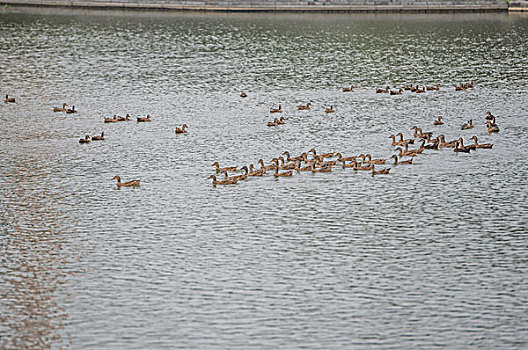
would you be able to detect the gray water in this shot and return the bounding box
[1,7,527,349]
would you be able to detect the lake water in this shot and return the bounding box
[1,7,527,349]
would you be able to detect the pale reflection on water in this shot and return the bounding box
[0,8,527,349]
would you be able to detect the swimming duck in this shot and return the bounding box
[419,139,438,150]
[325,106,335,114]
[437,134,457,148]
[295,162,312,171]
[415,86,426,93]
[376,86,389,93]
[342,85,354,92]
[53,103,67,112]
[208,175,238,186]
[117,114,131,122]
[460,119,474,130]
[240,92,247,98]
[283,151,307,163]
[453,140,471,153]
[212,161,238,173]
[455,85,467,91]
[175,124,188,134]
[277,116,286,125]
[485,111,495,120]
[310,162,332,173]
[486,121,500,133]
[352,158,373,171]
[4,95,15,103]
[258,159,276,171]
[433,116,444,125]
[267,118,279,127]
[336,153,356,162]
[78,135,90,144]
[397,132,415,145]
[309,149,334,159]
[390,155,413,165]
[91,132,104,141]
[137,115,151,122]
[66,105,77,114]
[270,105,282,113]
[104,115,119,123]
[224,166,249,181]
[249,164,266,176]
[395,146,420,157]
[371,166,391,176]
[470,136,493,149]
[273,159,293,177]
[113,175,141,188]
[363,154,386,165]
[275,157,298,170]
[403,84,413,91]
[426,83,440,91]
[390,88,403,95]
[298,102,312,110]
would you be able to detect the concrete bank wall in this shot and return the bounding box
[0,0,509,12]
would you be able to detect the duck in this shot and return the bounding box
[403,84,413,91]
[267,118,279,127]
[249,164,266,176]
[113,175,141,188]
[410,126,432,140]
[336,153,356,162]
[208,175,238,186]
[117,114,131,122]
[459,137,476,151]
[283,151,307,163]
[390,88,403,95]
[485,111,495,120]
[91,132,104,141]
[419,139,438,150]
[426,83,440,91]
[66,105,77,114]
[433,116,444,125]
[341,159,356,169]
[53,103,67,112]
[4,95,15,103]
[352,158,373,171]
[298,102,312,110]
[104,115,119,123]
[258,159,276,171]
[437,134,457,148]
[272,159,293,177]
[270,105,282,113]
[295,162,313,172]
[460,119,474,130]
[137,114,151,122]
[470,136,493,149]
[415,86,426,93]
[363,154,386,165]
[175,124,188,134]
[371,166,391,176]
[310,162,332,173]
[275,157,298,170]
[486,121,500,133]
[342,85,354,92]
[453,140,471,153]
[395,146,420,158]
[390,155,413,165]
[78,135,90,144]
[223,166,249,181]
[212,161,238,173]
[465,81,475,88]
[240,92,247,98]
[410,85,419,92]
[315,160,337,169]
[277,116,286,125]
[325,105,335,114]
[309,148,334,159]
[376,86,389,93]
[396,132,415,145]
[455,85,467,91]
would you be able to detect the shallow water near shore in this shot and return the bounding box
[1,8,527,349]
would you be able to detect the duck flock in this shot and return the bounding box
[3,81,500,188]
[212,82,500,186]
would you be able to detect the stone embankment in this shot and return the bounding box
[0,0,515,12]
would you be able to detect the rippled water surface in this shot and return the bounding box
[1,8,527,349]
